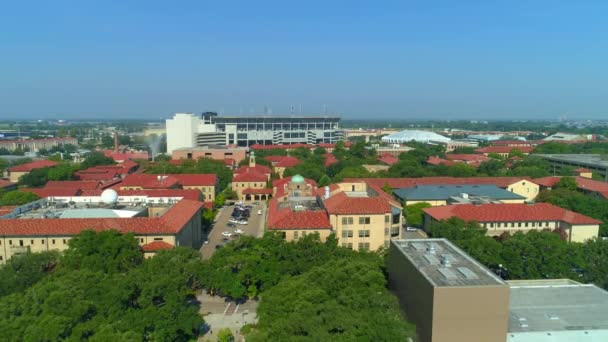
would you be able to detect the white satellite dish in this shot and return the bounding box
[100,189,119,205]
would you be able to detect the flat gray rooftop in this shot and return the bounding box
[394,184,525,201]
[392,239,506,287]
[536,154,608,169]
[508,281,608,337]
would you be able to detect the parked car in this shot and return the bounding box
[233,228,244,234]
[238,219,248,225]
[227,222,237,228]
[406,227,418,232]
[203,240,209,245]
[221,231,233,237]
[257,209,262,215]
[229,217,239,223]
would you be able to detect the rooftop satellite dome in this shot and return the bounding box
[291,174,305,183]
[100,189,119,205]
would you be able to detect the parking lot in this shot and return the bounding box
[200,202,266,259]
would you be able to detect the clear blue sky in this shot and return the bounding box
[1,1,607,120]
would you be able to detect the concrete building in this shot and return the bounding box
[381,130,451,144]
[423,203,601,243]
[267,178,403,251]
[388,239,608,342]
[166,112,343,153]
[388,239,510,342]
[475,146,535,157]
[0,192,205,263]
[394,184,527,206]
[373,144,414,157]
[0,137,78,152]
[536,154,608,181]
[445,139,479,152]
[172,145,249,165]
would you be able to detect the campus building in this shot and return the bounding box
[534,175,608,200]
[388,239,608,342]
[423,203,601,243]
[394,184,527,206]
[0,190,205,263]
[347,177,541,201]
[267,178,403,251]
[171,145,249,165]
[118,173,218,202]
[264,155,300,178]
[6,160,59,182]
[166,112,343,153]
[0,137,78,153]
[536,154,608,181]
[475,145,535,157]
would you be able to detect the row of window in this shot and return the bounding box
[341,217,371,225]
[483,221,554,229]
[0,239,67,246]
[341,230,370,238]
[293,231,311,239]
[235,182,265,187]
[341,242,370,250]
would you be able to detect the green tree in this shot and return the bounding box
[217,328,234,342]
[404,202,431,227]
[555,176,578,191]
[318,174,331,187]
[0,251,59,297]
[0,191,40,206]
[81,152,116,169]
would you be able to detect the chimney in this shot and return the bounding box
[324,186,330,199]
[114,132,119,153]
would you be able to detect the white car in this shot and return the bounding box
[233,229,244,234]
[257,210,262,215]
[229,217,239,223]
[221,231,233,237]
[238,219,248,225]
[406,227,418,232]
[203,240,209,244]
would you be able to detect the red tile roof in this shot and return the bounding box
[323,153,338,167]
[475,146,535,154]
[378,154,399,166]
[275,156,300,168]
[233,170,267,182]
[426,156,456,166]
[445,154,490,162]
[424,203,601,225]
[119,174,180,189]
[0,206,17,216]
[79,189,203,201]
[264,155,286,163]
[267,199,332,230]
[171,174,217,186]
[234,164,272,175]
[21,188,80,197]
[575,168,592,173]
[0,179,15,189]
[75,169,119,181]
[242,188,273,195]
[103,150,149,161]
[142,241,174,252]
[323,191,391,215]
[250,143,314,150]
[45,180,101,190]
[346,177,533,189]
[9,160,58,172]
[533,176,608,193]
[121,160,139,170]
[0,199,204,236]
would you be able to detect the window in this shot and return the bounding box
[153,238,163,241]
[52,239,56,245]
[391,227,400,236]
[31,240,34,245]
[384,228,389,236]
[525,222,529,227]
[358,230,370,238]
[341,230,353,238]
[359,217,371,225]
[518,222,522,228]
[385,215,390,223]
[384,241,390,249]
[341,217,353,225]
[8,240,12,245]
[140,238,144,243]
[351,185,356,192]
[342,243,353,249]
[63,239,67,244]
[302,231,307,237]
[0,256,2,261]
[294,231,299,239]
[490,223,494,228]
[358,242,370,250]
[19,240,23,247]
[41,240,45,244]
[511,223,515,227]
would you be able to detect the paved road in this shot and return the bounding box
[200,202,266,259]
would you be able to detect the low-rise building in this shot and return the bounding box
[0,137,78,152]
[475,146,535,157]
[533,175,608,200]
[231,153,272,201]
[388,238,608,342]
[264,155,300,178]
[118,173,218,201]
[394,184,527,206]
[536,154,608,181]
[423,203,601,242]
[445,139,479,152]
[0,191,205,263]
[7,160,59,182]
[267,178,403,251]
[172,145,249,165]
[347,177,540,201]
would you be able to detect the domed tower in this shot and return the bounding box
[249,151,256,167]
[286,174,313,197]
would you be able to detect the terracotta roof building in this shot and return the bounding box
[423,203,601,243]
[264,155,301,178]
[7,160,59,183]
[534,176,608,200]
[119,173,218,202]
[0,197,205,263]
[232,153,273,201]
[475,146,535,156]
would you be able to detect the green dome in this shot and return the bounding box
[291,174,305,183]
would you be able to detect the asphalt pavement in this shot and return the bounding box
[200,202,266,259]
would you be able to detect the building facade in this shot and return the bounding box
[166,112,344,153]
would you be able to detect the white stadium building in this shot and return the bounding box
[381,130,451,144]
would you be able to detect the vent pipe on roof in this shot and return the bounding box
[324,186,330,199]
[460,193,469,199]
[426,243,436,254]
[440,255,451,267]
